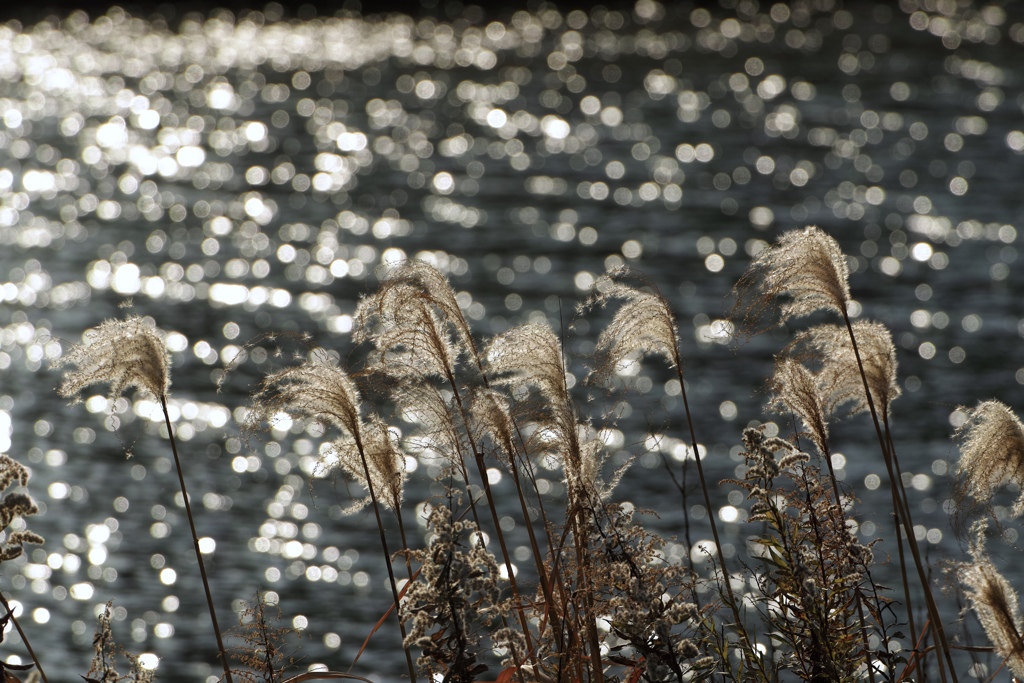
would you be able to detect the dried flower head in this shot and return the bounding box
[57,315,170,403]
[582,267,681,385]
[788,321,900,418]
[84,601,156,683]
[247,349,362,437]
[768,357,831,455]
[0,454,44,563]
[733,226,851,336]
[401,505,501,682]
[960,521,1024,678]
[355,261,476,380]
[955,400,1024,516]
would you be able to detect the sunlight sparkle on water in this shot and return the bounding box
[0,0,1021,676]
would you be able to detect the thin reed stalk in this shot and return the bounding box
[839,310,957,683]
[56,315,233,681]
[161,396,233,683]
[0,592,48,683]
[584,268,763,674]
[348,428,418,683]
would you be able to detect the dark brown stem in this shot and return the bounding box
[673,361,768,680]
[160,395,233,683]
[839,311,957,683]
[0,592,47,683]
[350,430,418,683]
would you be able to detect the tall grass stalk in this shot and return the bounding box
[839,310,957,683]
[56,315,232,682]
[160,395,233,683]
[36,228,1024,682]
[0,592,47,683]
[734,227,958,680]
[244,353,417,682]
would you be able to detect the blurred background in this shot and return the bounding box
[0,0,1023,679]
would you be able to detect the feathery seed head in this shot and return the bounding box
[960,521,1024,678]
[57,315,170,403]
[789,321,900,418]
[584,267,681,386]
[333,416,407,513]
[394,383,463,462]
[768,357,831,455]
[378,260,476,353]
[733,226,851,336]
[355,283,460,380]
[471,389,518,466]
[485,323,567,404]
[955,400,1024,516]
[355,261,475,379]
[247,350,362,438]
[0,453,31,491]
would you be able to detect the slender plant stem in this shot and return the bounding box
[839,312,957,683]
[161,395,233,683]
[350,431,418,683]
[0,592,48,683]
[444,368,537,669]
[674,362,768,677]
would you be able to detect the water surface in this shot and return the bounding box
[1,0,1023,679]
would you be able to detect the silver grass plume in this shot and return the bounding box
[485,325,577,474]
[247,349,362,437]
[486,323,568,407]
[396,383,463,461]
[485,324,610,496]
[768,357,830,456]
[959,521,1024,678]
[582,267,680,386]
[61,316,232,682]
[355,261,476,380]
[955,400,1024,517]
[470,389,519,468]
[789,321,901,418]
[333,416,407,513]
[733,226,851,336]
[355,283,459,380]
[378,260,477,357]
[247,351,406,512]
[56,314,170,403]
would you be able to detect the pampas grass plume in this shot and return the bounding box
[960,521,1024,678]
[56,314,170,403]
[583,267,681,386]
[791,321,901,419]
[733,226,851,335]
[955,400,1024,516]
[768,357,831,456]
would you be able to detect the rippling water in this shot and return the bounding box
[1,0,1024,679]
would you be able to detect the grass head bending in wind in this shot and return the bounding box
[958,521,1024,680]
[245,350,408,514]
[776,321,901,428]
[954,400,1024,520]
[56,314,170,404]
[246,347,418,681]
[54,312,233,683]
[732,225,851,336]
[732,226,958,683]
[580,267,682,386]
[354,260,479,382]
